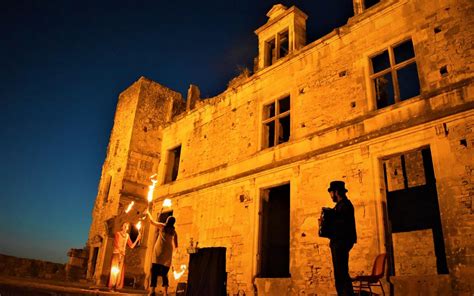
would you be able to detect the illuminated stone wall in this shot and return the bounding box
[85,0,474,294]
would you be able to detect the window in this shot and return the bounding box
[383,148,448,275]
[364,0,380,10]
[264,29,290,67]
[262,96,290,148]
[370,39,420,109]
[165,145,181,183]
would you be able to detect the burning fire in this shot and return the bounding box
[147,175,158,203]
[111,265,120,276]
[135,221,142,230]
[162,199,172,208]
[125,201,134,213]
[173,264,187,280]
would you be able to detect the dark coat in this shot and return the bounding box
[331,198,357,245]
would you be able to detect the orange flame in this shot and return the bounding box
[125,201,134,213]
[147,177,158,203]
[135,221,142,230]
[162,199,172,208]
[173,264,187,280]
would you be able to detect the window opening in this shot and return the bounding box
[279,30,289,59]
[370,39,420,109]
[262,96,290,148]
[265,38,276,67]
[103,175,112,204]
[258,183,290,278]
[364,0,381,9]
[383,147,448,275]
[264,29,290,67]
[165,145,181,183]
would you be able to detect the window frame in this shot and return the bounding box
[164,144,182,184]
[369,38,420,109]
[264,28,290,67]
[261,94,291,149]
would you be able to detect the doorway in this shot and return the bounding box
[258,183,290,278]
[382,147,448,275]
[186,247,226,296]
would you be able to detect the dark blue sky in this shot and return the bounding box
[0,0,353,263]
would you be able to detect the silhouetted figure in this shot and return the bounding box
[326,181,357,296]
[147,211,178,296]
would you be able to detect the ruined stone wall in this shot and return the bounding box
[152,110,474,295]
[161,0,473,183]
[85,0,473,294]
[149,0,474,294]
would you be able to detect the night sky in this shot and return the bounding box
[0,0,353,263]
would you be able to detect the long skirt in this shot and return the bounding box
[108,253,125,289]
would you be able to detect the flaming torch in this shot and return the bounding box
[159,198,172,217]
[147,174,158,210]
[173,264,187,280]
[135,220,142,247]
[110,265,120,287]
[125,201,134,213]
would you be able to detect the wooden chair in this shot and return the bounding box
[352,253,387,296]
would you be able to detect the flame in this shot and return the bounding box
[125,201,134,213]
[173,264,187,280]
[135,221,142,230]
[147,178,158,203]
[111,266,120,276]
[162,199,172,208]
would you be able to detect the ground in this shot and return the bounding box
[0,276,155,296]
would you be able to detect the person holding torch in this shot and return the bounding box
[108,222,141,290]
[146,209,178,296]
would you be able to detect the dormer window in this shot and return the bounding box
[264,29,289,67]
[255,5,307,70]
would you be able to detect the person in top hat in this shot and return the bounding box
[327,181,357,296]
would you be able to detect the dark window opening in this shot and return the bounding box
[397,63,421,101]
[264,29,290,68]
[103,175,112,204]
[259,183,290,278]
[375,73,395,109]
[265,39,276,67]
[262,96,291,148]
[165,146,181,183]
[394,40,415,64]
[364,0,381,9]
[370,39,420,109]
[279,31,289,59]
[383,147,449,275]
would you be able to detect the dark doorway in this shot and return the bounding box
[258,183,290,278]
[186,247,226,296]
[383,147,448,275]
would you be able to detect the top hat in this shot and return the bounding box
[327,181,348,193]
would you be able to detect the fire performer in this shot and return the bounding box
[108,222,141,290]
[146,210,178,296]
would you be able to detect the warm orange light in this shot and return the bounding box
[135,221,142,230]
[147,176,158,203]
[162,199,172,208]
[111,265,120,276]
[173,264,186,280]
[125,201,134,213]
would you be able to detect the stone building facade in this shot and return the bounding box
[82,0,474,294]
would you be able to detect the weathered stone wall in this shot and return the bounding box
[0,254,66,281]
[84,0,474,294]
[160,0,473,183]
